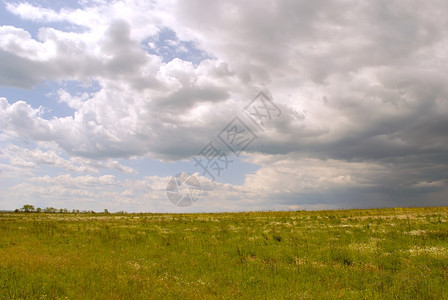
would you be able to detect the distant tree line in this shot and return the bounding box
[14,204,124,214]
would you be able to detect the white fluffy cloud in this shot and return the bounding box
[0,144,136,173]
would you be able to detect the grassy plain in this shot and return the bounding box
[0,207,448,299]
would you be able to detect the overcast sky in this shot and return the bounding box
[0,0,447,212]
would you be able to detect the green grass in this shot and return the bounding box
[1,207,448,299]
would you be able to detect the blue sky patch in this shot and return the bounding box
[142,27,211,64]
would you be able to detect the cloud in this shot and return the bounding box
[2,0,446,162]
[31,174,119,186]
[5,153,447,212]
[4,173,167,211]
[1,0,448,211]
[0,144,136,174]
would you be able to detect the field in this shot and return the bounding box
[1,207,448,299]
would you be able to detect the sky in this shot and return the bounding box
[0,0,447,212]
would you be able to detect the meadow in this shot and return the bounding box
[0,207,447,299]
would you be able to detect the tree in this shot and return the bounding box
[104,209,109,214]
[44,207,57,213]
[21,204,35,213]
[36,207,42,213]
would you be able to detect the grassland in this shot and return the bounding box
[0,207,448,299]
